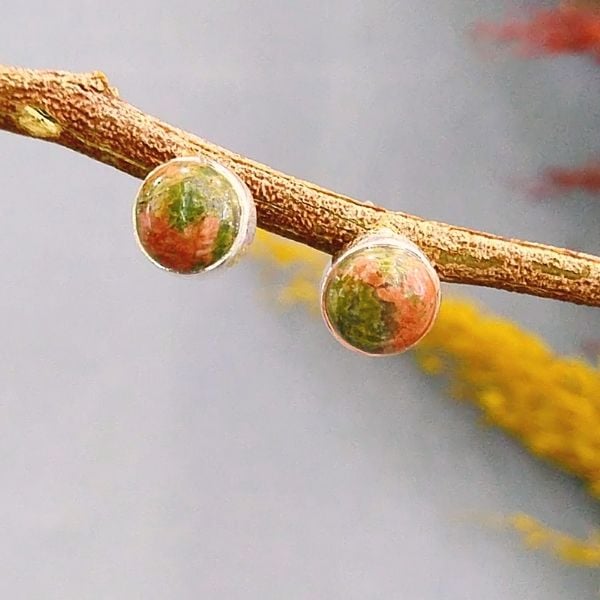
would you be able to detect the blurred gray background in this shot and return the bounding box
[1,1,599,598]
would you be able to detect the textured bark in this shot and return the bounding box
[0,65,599,307]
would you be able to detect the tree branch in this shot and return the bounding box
[0,65,599,307]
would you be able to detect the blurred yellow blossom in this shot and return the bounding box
[251,231,600,565]
[251,230,327,315]
[252,232,600,494]
[508,515,600,567]
[415,299,600,498]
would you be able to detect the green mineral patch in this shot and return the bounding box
[326,274,395,354]
[168,179,206,230]
[213,220,235,262]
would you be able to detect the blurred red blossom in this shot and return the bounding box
[474,5,600,61]
[527,162,600,196]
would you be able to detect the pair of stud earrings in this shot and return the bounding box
[133,156,441,356]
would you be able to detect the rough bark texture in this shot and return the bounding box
[0,65,599,307]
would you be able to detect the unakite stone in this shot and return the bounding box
[321,236,441,356]
[134,157,255,274]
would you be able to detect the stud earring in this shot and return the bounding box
[320,230,441,356]
[133,156,256,274]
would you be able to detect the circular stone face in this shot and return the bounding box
[321,242,440,356]
[134,157,254,274]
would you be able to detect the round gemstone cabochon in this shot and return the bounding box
[134,157,255,274]
[321,234,441,356]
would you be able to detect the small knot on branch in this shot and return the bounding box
[88,71,118,96]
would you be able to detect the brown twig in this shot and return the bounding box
[0,65,599,307]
